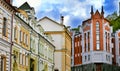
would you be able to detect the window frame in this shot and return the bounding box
[2,17,7,37]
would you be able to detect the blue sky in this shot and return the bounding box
[13,0,119,28]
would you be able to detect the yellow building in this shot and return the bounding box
[38,16,72,71]
[12,9,30,71]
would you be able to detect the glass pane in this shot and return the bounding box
[96,43,100,50]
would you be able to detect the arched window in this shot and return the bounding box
[96,22,100,50]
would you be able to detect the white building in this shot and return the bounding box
[0,0,16,71]
[38,16,72,71]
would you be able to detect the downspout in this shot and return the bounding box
[10,11,14,71]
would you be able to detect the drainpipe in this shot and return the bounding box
[10,11,14,71]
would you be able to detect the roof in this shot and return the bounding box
[3,0,17,12]
[94,10,101,16]
[38,16,65,27]
[19,2,31,10]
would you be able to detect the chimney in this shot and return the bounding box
[60,16,64,25]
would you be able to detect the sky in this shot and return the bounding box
[13,0,120,28]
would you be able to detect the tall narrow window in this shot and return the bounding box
[14,27,17,40]
[108,33,110,52]
[20,31,22,43]
[105,32,107,51]
[20,53,22,64]
[26,34,28,46]
[23,32,25,44]
[96,22,100,50]
[84,33,86,52]
[2,17,7,36]
[1,56,6,71]
[25,56,28,66]
[88,32,90,51]
[23,55,25,65]
[119,38,120,55]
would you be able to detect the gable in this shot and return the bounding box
[38,18,64,31]
[19,2,31,10]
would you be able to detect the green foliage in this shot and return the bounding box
[110,16,120,32]
[106,11,120,32]
[106,11,118,21]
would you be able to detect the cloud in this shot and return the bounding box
[13,0,41,12]
[64,15,70,26]
[13,0,114,28]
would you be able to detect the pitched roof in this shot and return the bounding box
[38,16,64,27]
[94,10,101,16]
[19,2,31,10]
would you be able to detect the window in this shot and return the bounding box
[23,32,25,44]
[26,34,28,46]
[2,17,7,36]
[88,43,90,51]
[20,31,22,43]
[23,54,25,65]
[84,33,86,52]
[88,32,90,51]
[19,53,22,64]
[14,27,17,40]
[106,55,108,61]
[1,56,6,71]
[96,22,100,31]
[96,22,100,50]
[78,41,79,46]
[88,55,90,61]
[96,34,100,41]
[25,56,28,66]
[54,69,59,71]
[85,56,87,62]
[75,42,77,47]
[119,42,120,55]
[96,43,100,50]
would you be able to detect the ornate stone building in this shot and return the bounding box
[0,0,16,71]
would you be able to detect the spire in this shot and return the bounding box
[90,6,94,14]
[101,6,104,14]
[101,6,104,18]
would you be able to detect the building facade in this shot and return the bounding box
[71,6,120,71]
[0,0,16,71]
[115,30,120,66]
[0,1,56,71]
[38,16,72,71]
[12,11,31,71]
[17,2,55,71]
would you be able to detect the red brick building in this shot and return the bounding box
[71,6,120,71]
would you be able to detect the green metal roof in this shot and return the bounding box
[19,2,31,10]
